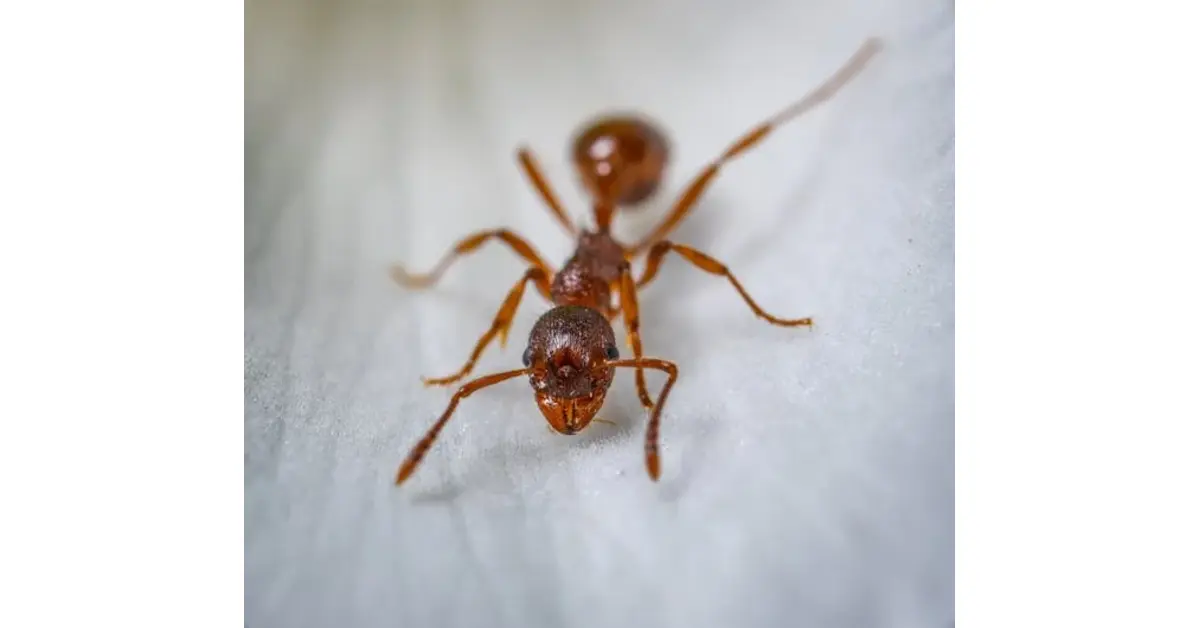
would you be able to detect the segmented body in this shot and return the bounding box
[549,230,628,317]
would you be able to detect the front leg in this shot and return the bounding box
[617,262,655,410]
[607,357,680,481]
[423,266,552,386]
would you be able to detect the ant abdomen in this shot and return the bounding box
[570,114,670,208]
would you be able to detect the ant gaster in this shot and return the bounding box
[391,38,881,485]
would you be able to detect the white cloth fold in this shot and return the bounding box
[246,1,954,626]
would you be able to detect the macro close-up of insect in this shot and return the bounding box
[245,0,959,622]
[390,37,884,486]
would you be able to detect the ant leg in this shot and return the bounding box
[390,229,552,289]
[637,241,813,327]
[607,357,679,481]
[517,148,579,237]
[396,367,531,485]
[423,267,552,387]
[617,263,656,410]
[630,38,881,254]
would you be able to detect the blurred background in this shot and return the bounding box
[246,1,953,626]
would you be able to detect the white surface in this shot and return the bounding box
[245,1,953,626]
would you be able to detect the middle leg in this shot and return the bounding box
[637,241,813,327]
[391,228,552,290]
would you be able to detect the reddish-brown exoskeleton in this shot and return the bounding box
[391,38,881,485]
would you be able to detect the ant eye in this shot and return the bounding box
[522,347,534,367]
[604,344,619,360]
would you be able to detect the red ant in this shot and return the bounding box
[391,38,881,486]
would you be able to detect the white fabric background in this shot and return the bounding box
[245,1,954,626]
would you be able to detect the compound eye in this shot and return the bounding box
[522,346,534,367]
[604,344,620,360]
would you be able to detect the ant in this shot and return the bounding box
[391,38,881,486]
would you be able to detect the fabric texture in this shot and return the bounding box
[245,1,954,626]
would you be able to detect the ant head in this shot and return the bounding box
[571,114,670,208]
[523,305,621,435]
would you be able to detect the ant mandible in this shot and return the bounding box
[391,38,881,486]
